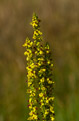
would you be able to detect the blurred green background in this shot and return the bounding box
[0,0,79,121]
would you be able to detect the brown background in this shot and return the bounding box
[0,0,79,121]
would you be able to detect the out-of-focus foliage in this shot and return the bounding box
[0,0,79,121]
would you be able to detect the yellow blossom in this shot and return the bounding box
[28,81,32,87]
[49,97,55,101]
[46,50,49,53]
[50,116,55,121]
[48,81,53,84]
[39,50,43,54]
[44,109,49,116]
[38,58,44,61]
[50,106,54,113]
[33,114,38,119]
[47,60,50,64]
[40,77,44,82]
[27,116,33,120]
[51,64,53,67]
[41,86,45,90]
[39,92,43,97]
[29,111,33,116]
[29,105,32,109]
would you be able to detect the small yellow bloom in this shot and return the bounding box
[28,81,32,87]
[36,42,40,46]
[41,102,44,106]
[39,87,41,90]
[29,111,33,116]
[38,62,41,66]
[29,105,32,109]
[50,106,54,113]
[47,78,50,81]
[35,51,38,54]
[39,68,46,73]
[47,60,50,64]
[47,78,53,84]
[40,77,44,82]
[33,114,38,119]
[24,51,28,55]
[51,64,53,67]
[40,99,43,103]
[46,99,49,103]
[39,92,43,97]
[39,50,43,55]
[38,58,44,61]
[27,116,33,120]
[48,81,53,84]
[42,69,46,72]
[50,116,55,121]
[49,97,55,101]
[26,57,29,61]
[41,86,45,90]
[30,92,35,97]
[33,106,36,112]
[33,34,36,39]
[29,98,32,103]
[22,43,27,47]
[46,50,49,53]
[44,109,49,115]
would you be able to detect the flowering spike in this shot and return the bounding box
[23,13,55,121]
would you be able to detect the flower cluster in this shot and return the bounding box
[23,13,55,121]
[23,36,38,120]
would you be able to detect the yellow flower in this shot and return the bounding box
[22,43,27,47]
[39,68,46,73]
[29,105,32,109]
[38,62,41,66]
[41,102,44,106]
[50,106,54,113]
[50,116,55,121]
[47,78,53,84]
[30,63,35,68]
[41,86,45,91]
[44,109,49,115]
[39,92,43,97]
[39,50,43,54]
[46,50,49,53]
[47,78,50,81]
[33,114,38,119]
[29,98,32,103]
[36,42,40,46]
[42,69,46,71]
[48,81,53,84]
[39,87,41,90]
[49,97,55,101]
[47,60,50,64]
[40,99,43,103]
[34,30,42,36]
[26,57,29,61]
[35,51,38,54]
[24,51,28,55]
[33,34,36,39]
[46,99,49,104]
[32,106,36,112]
[38,58,44,61]
[31,22,38,27]
[30,92,35,97]
[28,81,32,87]
[27,116,33,120]
[51,64,53,67]
[29,111,33,116]
[40,77,44,82]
